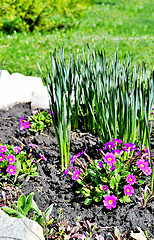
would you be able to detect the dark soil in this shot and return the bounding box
[0,103,154,239]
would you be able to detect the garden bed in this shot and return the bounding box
[0,103,154,239]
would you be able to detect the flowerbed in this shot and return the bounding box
[0,103,154,239]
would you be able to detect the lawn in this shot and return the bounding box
[0,0,154,76]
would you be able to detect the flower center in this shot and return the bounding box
[109,200,113,204]
[127,189,130,192]
[10,169,13,172]
[108,158,111,161]
[140,164,144,168]
[129,178,132,181]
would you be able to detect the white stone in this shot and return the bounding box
[0,70,50,110]
[0,209,45,240]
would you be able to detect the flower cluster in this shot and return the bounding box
[19,116,31,131]
[64,139,153,210]
[0,145,20,176]
[0,143,47,182]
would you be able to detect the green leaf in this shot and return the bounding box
[93,195,102,202]
[81,187,91,197]
[100,176,108,183]
[17,194,26,210]
[115,173,121,183]
[44,204,54,221]
[110,176,116,189]
[31,199,42,216]
[119,195,131,203]
[23,192,34,214]
[84,198,92,205]
[2,207,24,218]
[121,171,130,178]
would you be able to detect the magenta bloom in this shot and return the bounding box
[103,152,116,166]
[6,165,17,176]
[0,145,8,153]
[39,154,47,161]
[124,184,134,196]
[7,154,16,164]
[104,141,115,150]
[110,165,116,171]
[20,123,26,131]
[112,149,121,155]
[112,138,123,144]
[102,185,109,191]
[24,122,31,129]
[70,149,86,164]
[72,169,81,180]
[123,142,136,151]
[126,174,137,185]
[103,194,117,210]
[19,116,24,123]
[63,169,68,177]
[14,146,21,154]
[142,167,152,176]
[0,153,5,162]
[98,161,103,168]
[136,159,148,170]
[0,153,5,160]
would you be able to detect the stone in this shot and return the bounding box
[0,70,50,110]
[0,209,45,240]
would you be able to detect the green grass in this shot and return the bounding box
[0,0,154,76]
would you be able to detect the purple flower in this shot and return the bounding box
[39,154,47,161]
[110,165,116,171]
[0,145,8,153]
[103,194,117,210]
[111,149,121,155]
[0,153,5,162]
[136,159,148,170]
[98,161,103,168]
[24,122,30,129]
[103,152,116,166]
[19,123,26,131]
[124,184,134,196]
[14,146,21,154]
[123,142,136,151]
[112,138,123,144]
[63,169,68,177]
[102,185,109,191]
[104,141,115,150]
[7,154,16,164]
[19,116,24,123]
[70,149,87,164]
[6,165,17,176]
[72,169,81,180]
[142,167,152,176]
[126,174,137,185]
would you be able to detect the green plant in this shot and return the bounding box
[106,227,127,240]
[0,0,94,33]
[0,143,39,183]
[49,209,104,239]
[65,139,153,209]
[77,47,154,148]
[38,47,75,171]
[28,110,53,133]
[1,192,54,229]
